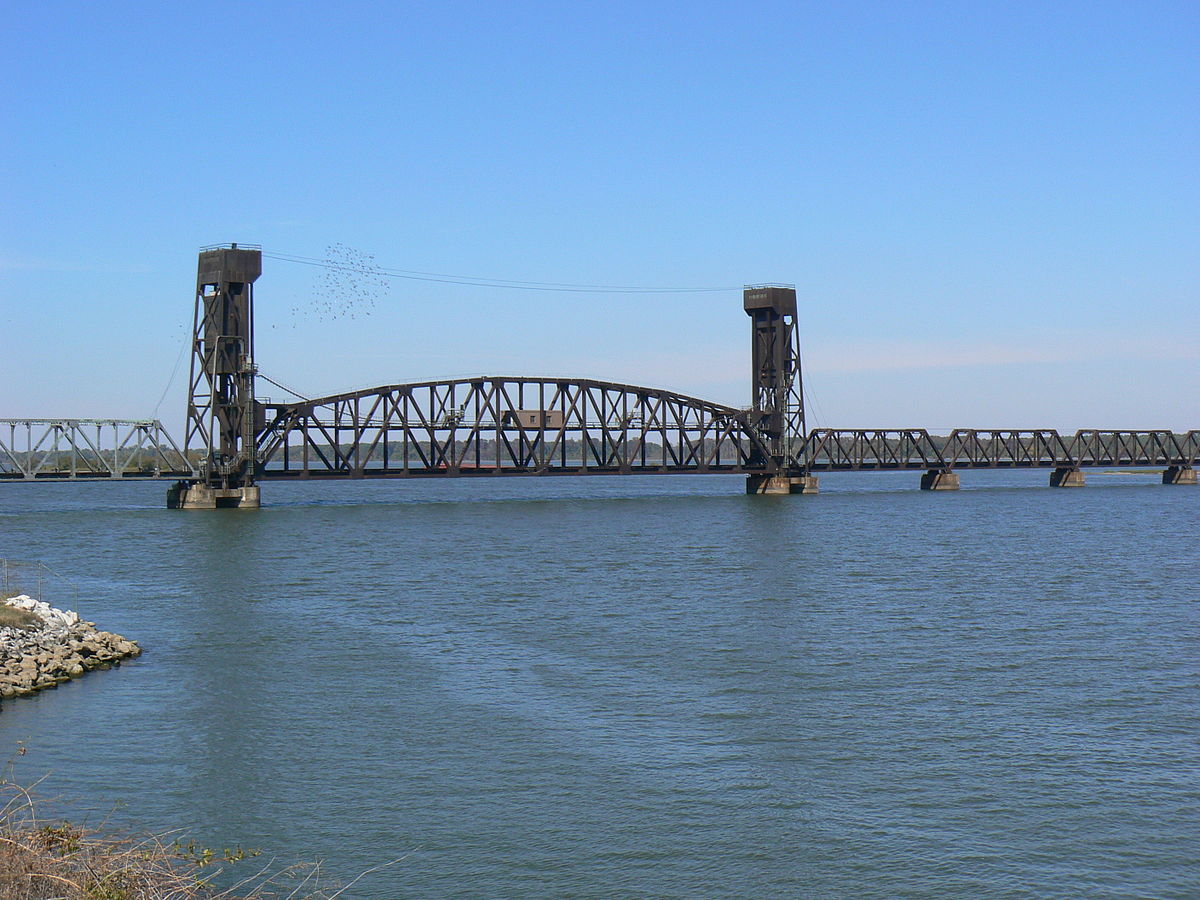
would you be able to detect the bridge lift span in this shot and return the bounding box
[167,245,813,508]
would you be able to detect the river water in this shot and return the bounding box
[1,471,1196,898]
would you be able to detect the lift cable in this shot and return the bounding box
[263,250,739,294]
[151,327,191,420]
[257,372,312,402]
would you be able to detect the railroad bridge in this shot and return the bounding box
[2,244,1196,506]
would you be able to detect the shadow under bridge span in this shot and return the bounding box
[255,376,781,480]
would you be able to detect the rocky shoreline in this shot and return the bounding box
[1,596,141,700]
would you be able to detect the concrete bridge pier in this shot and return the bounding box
[1050,466,1086,488]
[167,482,261,509]
[1162,466,1197,485]
[746,473,819,494]
[920,469,960,490]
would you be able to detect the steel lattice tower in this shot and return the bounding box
[744,284,805,471]
[184,244,262,491]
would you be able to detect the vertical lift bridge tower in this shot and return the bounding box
[168,244,263,508]
[744,284,816,493]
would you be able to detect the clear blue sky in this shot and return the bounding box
[2,1,1196,432]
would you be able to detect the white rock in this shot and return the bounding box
[4,595,79,631]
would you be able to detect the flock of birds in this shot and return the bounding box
[288,243,391,323]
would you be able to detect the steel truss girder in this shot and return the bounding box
[802,428,1200,471]
[0,419,195,481]
[254,377,782,479]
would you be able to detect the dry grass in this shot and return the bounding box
[0,607,42,632]
[0,778,400,900]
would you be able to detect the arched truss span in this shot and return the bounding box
[254,376,782,479]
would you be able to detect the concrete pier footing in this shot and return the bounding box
[746,474,820,495]
[167,482,261,509]
[1050,467,1086,488]
[920,469,960,491]
[1162,466,1197,486]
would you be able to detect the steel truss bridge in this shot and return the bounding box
[255,378,774,479]
[1,245,1195,504]
[804,428,1200,473]
[5,411,1196,486]
[1,419,191,481]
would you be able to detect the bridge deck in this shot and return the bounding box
[2,414,1196,482]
